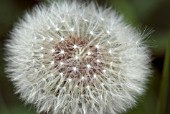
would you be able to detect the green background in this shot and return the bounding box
[0,0,170,114]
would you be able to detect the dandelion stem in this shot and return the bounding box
[156,33,170,114]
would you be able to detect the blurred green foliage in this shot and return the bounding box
[0,0,170,114]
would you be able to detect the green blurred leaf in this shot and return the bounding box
[109,0,139,25]
[0,105,36,114]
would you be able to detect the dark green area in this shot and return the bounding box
[0,0,170,114]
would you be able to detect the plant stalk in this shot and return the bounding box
[156,33,170,114]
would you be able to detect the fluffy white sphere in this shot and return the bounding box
[5,0,151,114]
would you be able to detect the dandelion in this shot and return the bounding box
[5,0,151,114]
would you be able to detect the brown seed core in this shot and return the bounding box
[52,36,105,82]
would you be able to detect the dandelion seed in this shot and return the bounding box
[73,67,77,71]
[93,74,97,79]
[40,54,44,58]
[83,18,88,22]
[59,72,63,76]
[50,61,54,65]
[42,36,46,41]
[73,44,78,49]
[95,44,99,49]
[50,73,54,77]
[47,26,51,30]
[40,47,44,50]
[96,59,100,63]
[5,1,151,114]
[51,49,55,53]
[108,49,112,54]
[106,30,110,34]
[86,85,90,89]
[87,51,91,55]
[101,83,104,86]
[49,37,54,41]
[60,62,64,65]
[75,55,79,60]
[81,76,85,80]
[101,17,104,21]
[31,52,34,56]
[60,50,64,54]
[41,64,45,68]
[61,20,65,23]
[86,64,91,69]
[70,28,74,31]
[60,37,64,41]
[55,27,59,31]
[68,78,72,82]
[89,31,94,35]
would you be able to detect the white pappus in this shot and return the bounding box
[5,0,151,114]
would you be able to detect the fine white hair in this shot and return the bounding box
[5,0,151,114]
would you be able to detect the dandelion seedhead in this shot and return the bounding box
[5,0,151,114]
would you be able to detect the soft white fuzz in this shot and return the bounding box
[5,0,151,114]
